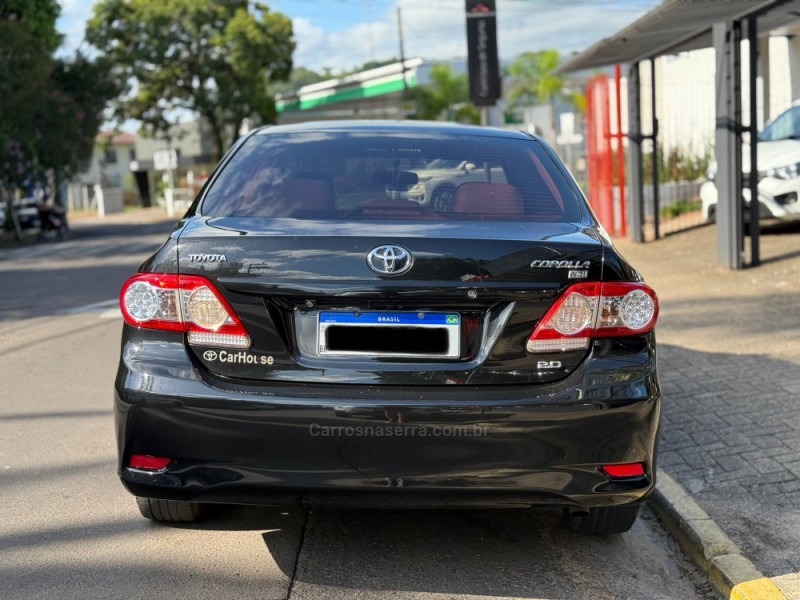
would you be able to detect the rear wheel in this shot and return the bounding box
[136,496,204,523]
[566,502,640,534]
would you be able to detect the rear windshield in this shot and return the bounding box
[200,131,583,222]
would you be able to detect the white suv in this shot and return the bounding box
[701,102,800,221]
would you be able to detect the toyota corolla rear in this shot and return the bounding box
[115,122,660,533]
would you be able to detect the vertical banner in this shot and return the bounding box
[465,0,501,106]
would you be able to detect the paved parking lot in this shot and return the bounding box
[617,220,800,597]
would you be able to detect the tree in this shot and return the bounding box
[0,22,51,190]
[270,67,326,96]
[506,50,586,142]
[340,58,399,77]
[412,64,479,124]
[1,0,116,239]
[36,54,121,183]
[0,0,62,52]
[0,0,61,194]
[86,0,295,161]
[507,50,563,108]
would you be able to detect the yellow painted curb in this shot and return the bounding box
[649,471,788,600]
[730,578,787,600]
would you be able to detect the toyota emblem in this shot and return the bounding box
[366,245,413,275]
[203,350,218,361]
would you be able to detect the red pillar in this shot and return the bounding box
[586,74,615,233]
[614,65,627,238]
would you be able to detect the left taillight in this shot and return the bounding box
[527,282,658,353]
[120,273,251,348]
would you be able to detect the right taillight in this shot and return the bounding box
[526,282,658,353]
[120,274,251,348]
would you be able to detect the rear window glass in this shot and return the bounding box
[200,131,583,222]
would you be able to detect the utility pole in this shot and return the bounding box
[397,6,408,116]
[368,0,375,63]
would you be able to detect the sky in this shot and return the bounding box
[57,0,661,72]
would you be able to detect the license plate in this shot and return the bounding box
[317,311,461,358]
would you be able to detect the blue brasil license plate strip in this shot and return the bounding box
[319,312,460,326]
[317,311,461,357]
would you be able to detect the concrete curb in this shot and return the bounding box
[648,469,786,600]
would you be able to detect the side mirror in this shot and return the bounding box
[463,162,476,173]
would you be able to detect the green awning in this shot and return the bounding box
[277,76,418,113]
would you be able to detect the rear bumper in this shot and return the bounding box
[115,335,661,509]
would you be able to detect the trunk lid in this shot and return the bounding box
[177,217,605,385]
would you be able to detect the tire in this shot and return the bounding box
[136,496,204,523]
[567,502,640,535]
[431,186,455,212]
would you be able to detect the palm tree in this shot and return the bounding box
[413,64,479,124]
[507,50,563,107]
[507,49,585,142]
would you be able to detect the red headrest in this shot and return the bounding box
[280,178,335,211]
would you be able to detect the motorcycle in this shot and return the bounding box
[37,202,70,241]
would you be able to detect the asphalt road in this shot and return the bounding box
[0,216,709,600]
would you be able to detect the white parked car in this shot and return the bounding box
[701,101,800,221]
[405,159,507,210]
[0,197,41,230]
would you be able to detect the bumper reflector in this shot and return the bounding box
[129,455,172,471]
[187,330,250,348]
[600,463,646,479]
[526,337,590,353]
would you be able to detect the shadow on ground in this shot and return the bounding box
[0,219,176,321]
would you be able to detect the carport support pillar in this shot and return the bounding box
[758,35,771,124]
[627,61,645,242]
[748,16,760,267]
[650,57,660,240]
[714,20,744,270]
[788,36,800,106]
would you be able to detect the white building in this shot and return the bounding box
[80,131,137,190]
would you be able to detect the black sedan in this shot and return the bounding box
[116,121,659,534]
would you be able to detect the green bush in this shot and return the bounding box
[643,144,711,184]
[660,199,702,219]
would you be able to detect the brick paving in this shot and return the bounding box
[616,221,800,594]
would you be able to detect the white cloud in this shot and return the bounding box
[292,0,657,72]
[56,0,95,54]
[52,0,657,72]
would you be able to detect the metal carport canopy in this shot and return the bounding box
[555,0,800,268]
[554,0,796,74]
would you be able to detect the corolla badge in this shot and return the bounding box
[530,259,591,269]
[366,245,413,275]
